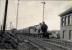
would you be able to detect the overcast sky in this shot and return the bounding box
[0,0,72,30]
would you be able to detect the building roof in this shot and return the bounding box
[59,7,72,17]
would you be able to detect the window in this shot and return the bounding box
[64,16,66,26]
[61,17,63,26]
[68,15,70,25]
[61,17,65,26]
[63,31,65,38]
[69,30,72,40]
[70,15,72,25]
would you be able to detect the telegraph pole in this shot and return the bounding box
[41,1,46,22]
[16,0,20,29]
[2,0,8,34]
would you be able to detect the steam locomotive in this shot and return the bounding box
[17,25,52,39]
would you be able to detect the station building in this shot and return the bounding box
[59,7,72,41]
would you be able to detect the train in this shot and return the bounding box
[16,24,60,39]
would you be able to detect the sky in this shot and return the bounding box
[0,0,72,30]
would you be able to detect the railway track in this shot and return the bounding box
[17,34,71,50]
[18,40,39,50]
[29,39,51,50]
[17,34,50,50]
[41,38,72,50]
[28,37,70,50]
